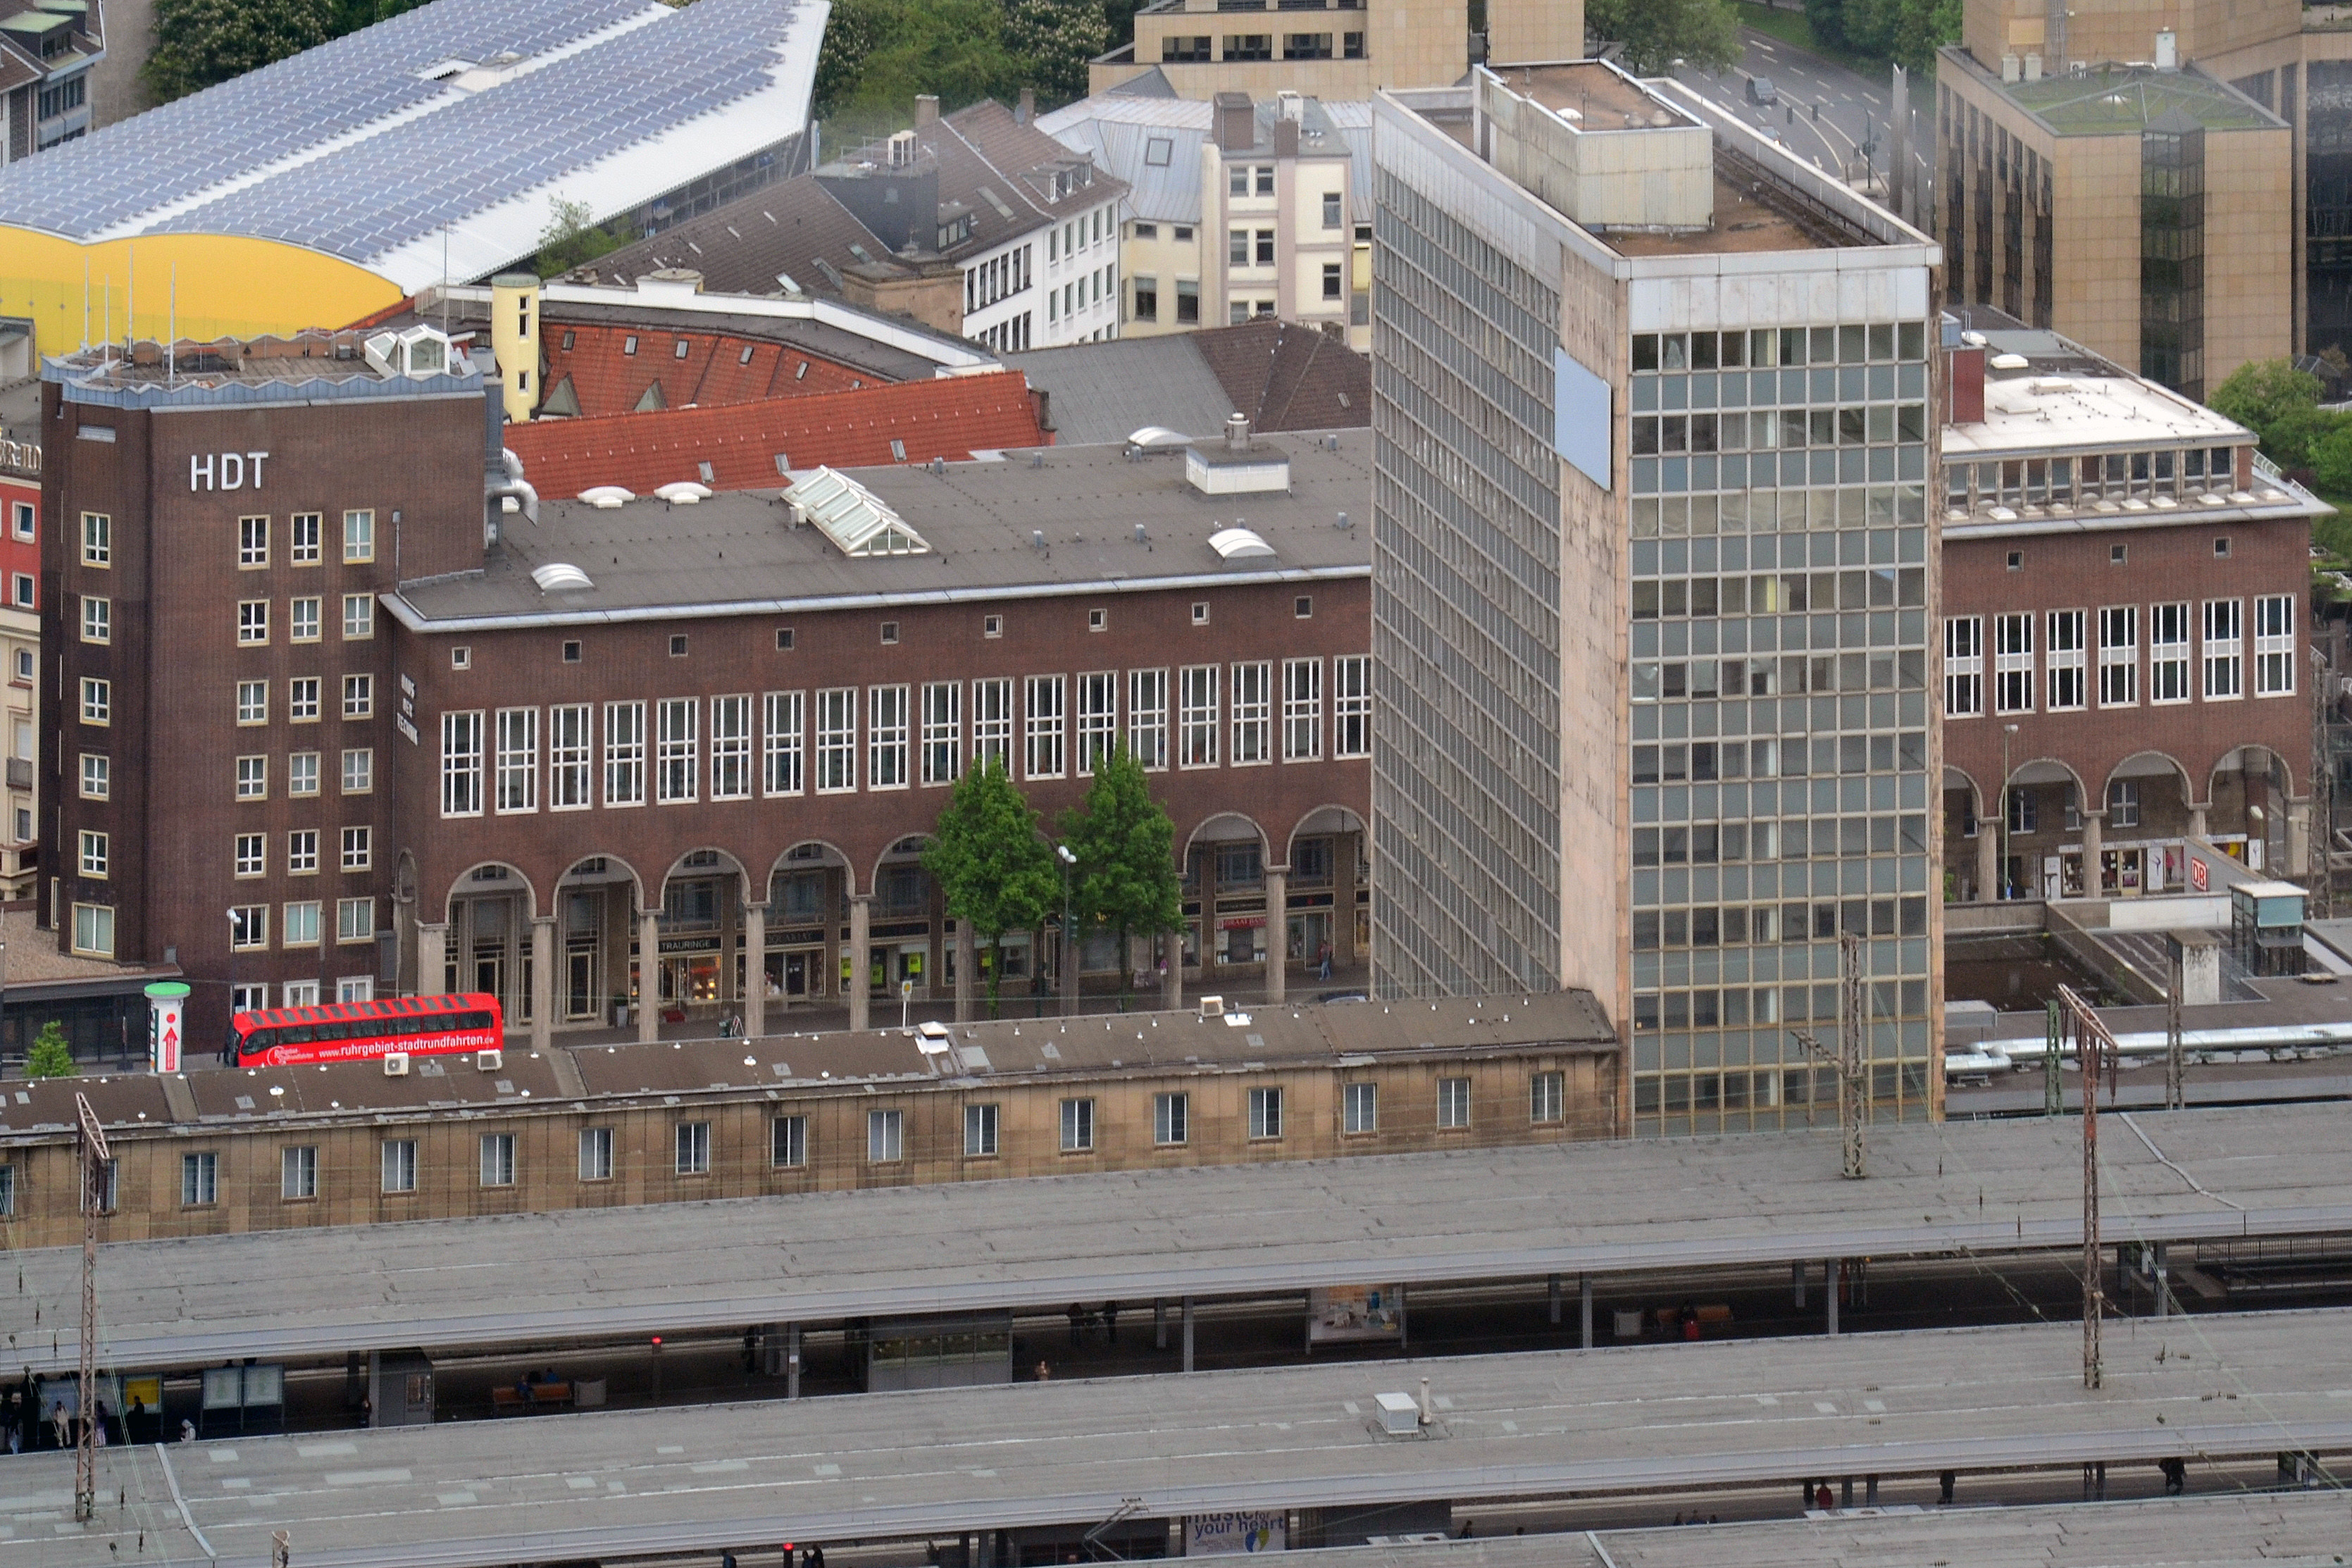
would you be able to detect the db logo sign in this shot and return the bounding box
[2190,857,2209,893]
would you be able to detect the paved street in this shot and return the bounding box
[1674,23,1933,211]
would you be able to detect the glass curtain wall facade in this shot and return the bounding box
[2307,62,2352,365]
[2140,115,2207,400]
[1370,170,1565,998]
[1626,322,1939,1133]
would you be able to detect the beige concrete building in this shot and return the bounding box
[1091,0,1569,100]
[1041,90,1369,349]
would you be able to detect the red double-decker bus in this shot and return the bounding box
[226,993,505,1068]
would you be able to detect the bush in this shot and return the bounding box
[142,0,336,101]
[25,1022,76,1080]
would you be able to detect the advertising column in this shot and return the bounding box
[146,981,191,1073]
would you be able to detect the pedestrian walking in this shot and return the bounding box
[1315,942,1333,981]
[1066,1303,1085,1346]
[1813,1482,1833,1510]
[1102,1302,1120,1345]
[1034,1360,1052,1381]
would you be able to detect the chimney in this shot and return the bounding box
[1947,344,1986,425]
[1214,91,1254,152]
[1017,86,1035,124]
[915,93,940,127]
[1274,116,1299,158]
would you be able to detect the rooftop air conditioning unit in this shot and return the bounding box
[1198,995,1225,1018]
[1374,1391,1421,1435]
[383,1052,411,1077]
[476,1049,504,1071]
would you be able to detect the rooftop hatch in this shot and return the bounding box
[785,467,932,556]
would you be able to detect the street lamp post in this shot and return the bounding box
[1056,844,1078,1018]
[2001,723,2021,900]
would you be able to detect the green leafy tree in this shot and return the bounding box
[1801,0,1850,52]
[1002,0,1107,107]
[1589,0,1740,74]
[815,0,1024,133]
[2210,358,2336,469]
[2313,420,2352,496]
[25,1022,76,1080]
[924,759,1057,1016]
[143,0,336,101]
[535,197,627,278]
[1061,745,1182,1007]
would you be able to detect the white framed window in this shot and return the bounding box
[493,707,537,812]
[341,747,374,795]
[343,509,375,564]
[282,1145,318,1200]
[869,683,910,789]
[676,1121,712,1175]
[1343,1081,1378,1133]
[1155,1090,1189,1145]
[290,596,321,643]
[1282,657,1321,761]
[343,673,373,718]
[2108,778,2141,828]
[867,1108,903,1163]
[81,596,110,644]
[237,679,268,725]
[1248,1085,1283,1140]
[235,833,266,877]
[382,1139,417,1194]
[237,599,269,644]
[2098,606,2139,707]
[772,1115,808,1167]
[291,512,321,565]
[283,900,322,947]
[1437,1076,1471,1128]
[2046,609,2086,711]
[1076,671,1116,774]
[235,754,268,799]
[1531,1070,1564,1123]
[604,700,645,804]
[181,1151,218,1206]
[1943,616,1983,718]
[81,511,110,566]
[72,902,116,958]
[229,904,268,950]
[289,676,320,723]
[441,710,484,816]
[1334,656,1371,758]
[79,829,107,877]
[80,677,109,725]
[1025,674,1066,779]
[289,751,319,796]
[1230,661,1271,764]
[973,678,1014,771]
[764,690,805,795]
[548,704,590,808]
[2255,593,2296,696]
[341,825,371,871]
[964,1102,1000,1157]
[287,828,318,874]
[1059,1096,1095,1152]
[2203,597,2243,699]
[237,515,269,568]
[480,1132,516,1188]
[655,697,699,803]
[580,1126,614,1181]
[1179,664,1219,767]
[711,694,752,799]
[1128,668,1168,770]
[342,592,374,640]
[921,681,962,785]
[1993,612,2034,714]
[337,897,375,943]
[2151,602,2192,703]
[815,687,857,792]
[80,752,109,799]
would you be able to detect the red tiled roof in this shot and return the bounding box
[507,371,1047,498]
[538,323,878,419]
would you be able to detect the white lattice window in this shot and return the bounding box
[921,681,962,785]
[1993,612,2034,714]
[1025,674,1065,780]
[1943,616,1982,718]
[1333,656,1371,758]
[869,683,909,788]
[1179,664,1219,767]
[764,691,804,795]
[1075,672,1116,774]
[604,701,645,805]
[2046,609,2086,711]
[495,707,537,813]
[440,711,483,816]
[973,678,1014,772]
[2150,602,2191,703]
[1128,668,1168,770]
[1231,661,1271,764]
[656,699,698,802]
[2255,593,2296,696]
[549,705,590,809]
[711,695,752,798]
[815,687,857,792]
[2203,598,2243,699]
[2097,606,2137,708]
[1282,657,1321,761]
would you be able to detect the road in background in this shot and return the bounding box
[1674,27,1934,219]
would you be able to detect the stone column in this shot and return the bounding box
[1333,831,1358,964]
[415,921,448,999]
[528,916,554,1053]
[1061,912,1079,1017]
[636,907,660,1044]
[1264,864,1288,1005]
[741,900,766,1040]
[1975,816,1999,904]
[848,893,871,1033]
[1162,926,1183,1012]
[954,918,976,1023]
[2189,803,2209,841]
[2080,809,2103,898]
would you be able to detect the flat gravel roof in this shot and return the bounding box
[6,1102,2351,1374]
[6,1311,2349,1568]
